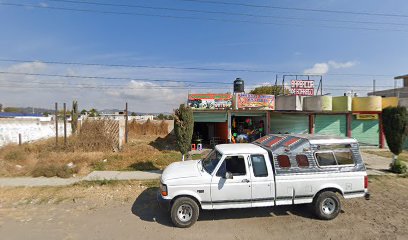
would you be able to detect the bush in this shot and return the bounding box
[382,107,408,156]
[31,164,78,178]
[4,150,26,161]
[390,160,407,174]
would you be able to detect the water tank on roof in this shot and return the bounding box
[234,78,244,93]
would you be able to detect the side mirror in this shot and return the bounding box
[224,171,233,179]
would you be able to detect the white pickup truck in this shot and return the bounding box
[157,134,369,228]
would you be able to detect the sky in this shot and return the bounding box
[0,0,408,113]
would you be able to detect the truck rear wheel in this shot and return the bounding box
[313,191,341,220]
[170,197,199,228]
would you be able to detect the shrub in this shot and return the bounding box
[4,150,26,161]
[174,104,193,158]
[31,164,78,178]
[390,160,407,174]
[382,107,408,156]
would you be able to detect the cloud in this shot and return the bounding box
[303,60,358,75]
[328,60,358,69]
[303,63,330,75]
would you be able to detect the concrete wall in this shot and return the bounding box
[0,118,71,147]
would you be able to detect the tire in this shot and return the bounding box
[313,191,341,220]
[170,197,199,228]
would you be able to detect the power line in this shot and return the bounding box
[178,0,408,18]
[0,71,233,85]
[46,0,408,27]
[1,2,408,33]
[0,59,395,77]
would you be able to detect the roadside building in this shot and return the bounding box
[189,79,399,148]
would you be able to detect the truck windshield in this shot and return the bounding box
[202,150,222,174]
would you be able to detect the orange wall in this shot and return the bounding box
[215,122,228,143]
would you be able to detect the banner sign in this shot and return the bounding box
[236,93,275,110]
[290,80,314,96]
[356,114,378,120]
[188,94,232,110]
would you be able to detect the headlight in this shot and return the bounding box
[160,182,168,196]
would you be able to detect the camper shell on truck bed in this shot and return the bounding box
[158,134,369,228]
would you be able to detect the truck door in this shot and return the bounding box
[249,154,275,207]
[210,154,252,209]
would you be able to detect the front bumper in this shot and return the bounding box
[157,191,171,211]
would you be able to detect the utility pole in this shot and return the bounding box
[55,102,58,146]
[373,79,376,94]
[63,103,67,146]
[125,102,128,144]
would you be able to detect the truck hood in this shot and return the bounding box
[161,160,202,181]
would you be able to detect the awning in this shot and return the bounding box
[231,112,266,117]
[193,112,227,122]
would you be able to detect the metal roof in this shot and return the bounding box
[215,143,267,155]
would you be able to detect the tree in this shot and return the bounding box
[174,104,194,161]
[4,107,20,112]
[382,106,408,167]
[71,100,79,134]
[131,112,137,116]
[249,85,290,95]
[80,109,87,115]
[88,108,99,117]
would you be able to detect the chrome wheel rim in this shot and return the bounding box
[177,204,193,222]
[322,198,336,215]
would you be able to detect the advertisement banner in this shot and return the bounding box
[236,93,275,110]
[188,93,232,110]
[355,114,378,120]
[290,80,315,96]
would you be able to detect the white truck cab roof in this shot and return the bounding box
[215,143,267,155]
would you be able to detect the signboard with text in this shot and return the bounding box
[188,93,232,110]
[290,80,314,96]
[236,93,275,110]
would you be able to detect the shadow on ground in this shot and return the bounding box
[131,188,317,227]
[128,161,160,171]
[149,134,177,151]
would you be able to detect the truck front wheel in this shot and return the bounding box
[170,197,199,228]
[313,191,341,220]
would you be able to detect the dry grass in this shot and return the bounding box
[93,135,181,171]
[0,120,179,178]
[128,119,168,136]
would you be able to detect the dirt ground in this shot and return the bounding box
[0,176,407,240]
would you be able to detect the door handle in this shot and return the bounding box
[242,179,250,183]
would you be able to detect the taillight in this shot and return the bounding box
[364,176,368,189]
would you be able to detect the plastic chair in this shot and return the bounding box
[191,144,196,150]
[197,143,203,151]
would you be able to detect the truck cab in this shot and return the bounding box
[158,134,369,228]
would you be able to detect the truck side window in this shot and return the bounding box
[251,155,268,177]
[277,155,291,168]
[217,156,246,176]
[315,152,337,166]
[334,151,354,165]
[296,154,309,168]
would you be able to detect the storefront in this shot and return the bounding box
[270,112,309,134]
[351,113,380,146]
[192,111,229,146]
[230,111,267,143]
[314,114,347,137]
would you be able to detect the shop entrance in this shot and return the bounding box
[192,111,228,147]
[231,113,266,143]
